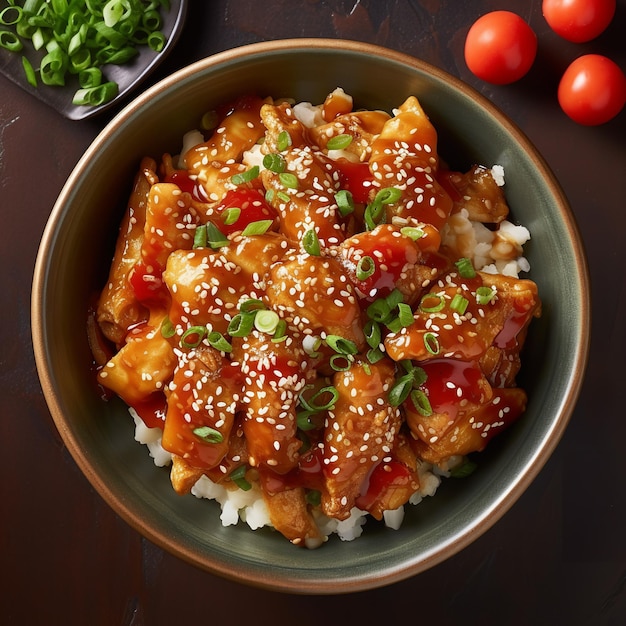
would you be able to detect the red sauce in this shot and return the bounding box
[334,158,375,204]
[132,393,167,430]
[355,460,413,512]
[128,261,166,302]
[418,359,486,420]
[213,188,278,235]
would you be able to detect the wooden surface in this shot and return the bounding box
[2,1,625,624]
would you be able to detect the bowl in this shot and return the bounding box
[32,39,590,593]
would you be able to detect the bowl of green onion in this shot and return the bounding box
[0,0,187,119]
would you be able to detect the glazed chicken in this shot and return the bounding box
[92,89,541,548]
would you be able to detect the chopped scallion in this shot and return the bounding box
[193,426,224,444]
[241,219,273,236]
[302,228,321,256]
[326,133,353,150]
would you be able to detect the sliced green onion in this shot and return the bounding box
[299,384,339,413]
[206,222,230,248]
[366,346,385,364]
[276,191,291,203]
[0,29,22,52]
[410,389,433,417]
[366,298,393,324]
[296,410,317,431]
[231,165,260,185]
[386,288,404,310]
[241,219,273,236]
[21,56,37,86]
[356,255,376,281]
[193,224,207,248]
[277,130,291,151]
[265,188,275,204]
[330,353,354,371]
[423,332,440,355]
[254,309,280,334]
[229,465,252,491]
[419,293,445,313]
[193,426,224,444]
[302,228,321,256]
[1,0,170,107]
[455,257,476,279]
[227,312,255,338]
[262,153,286,173]
[450,459,478,478]
[397,302,414,327]
[180,325,207,349]
[207,331,232,353]
[450,294,469,315]
[279,172,298,189]
[364,320,381,349]
[160,317,176,339]
[411,365,428,388]
[388,372,414,407]
[335,189,354,217]
[400,226,425,241]
[326,133,353,150]
[72,82,118,106]
[221,207,241,226]
[240,298,266,313]
[271,319,288,343]
[306,489,322,506]
[476,285,496,305]
[375,187,403,205]
[325,335,358,355]
[364,199,385,231]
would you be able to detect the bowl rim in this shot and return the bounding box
[31,38,591,593]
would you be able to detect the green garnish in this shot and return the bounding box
[302,228,321,256]
[193,426,224,444]
[1,0,171,107]
[326,133,353,150]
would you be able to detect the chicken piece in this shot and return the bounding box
[368,96,453,230]
[185,95,267,205]
[384,269,541,365]
[141,182,199,270]
[97,310,176,406]
[309,109,391,161]
[161,345,241,471]
[234,330,311,475]
[447,165,510,224]
[260,102,345,246]
[322,359,401,520]
[162,248,249,335]
[407,379,527,464]
[335,223,448,304]
[265,251,364,343]
[170,454,206,495]
[97,157,157,344]
[261,485,324,548]
[354,432,420,520]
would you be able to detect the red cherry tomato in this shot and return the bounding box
[542,0,616,43]
[464,11,537,85]
[558,54,626,125]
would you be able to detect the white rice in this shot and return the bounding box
[131,408,452,542]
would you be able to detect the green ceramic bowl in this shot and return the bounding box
[32,39,589,593]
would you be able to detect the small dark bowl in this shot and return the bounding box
[32,39,590,593]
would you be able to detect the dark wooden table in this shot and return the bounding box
[2,1,625,624]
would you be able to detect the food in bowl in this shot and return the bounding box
[88,87,541,548]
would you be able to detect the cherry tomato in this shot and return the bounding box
[464,11,537,85]
[558,54,626,125]
[542,0,616,43]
